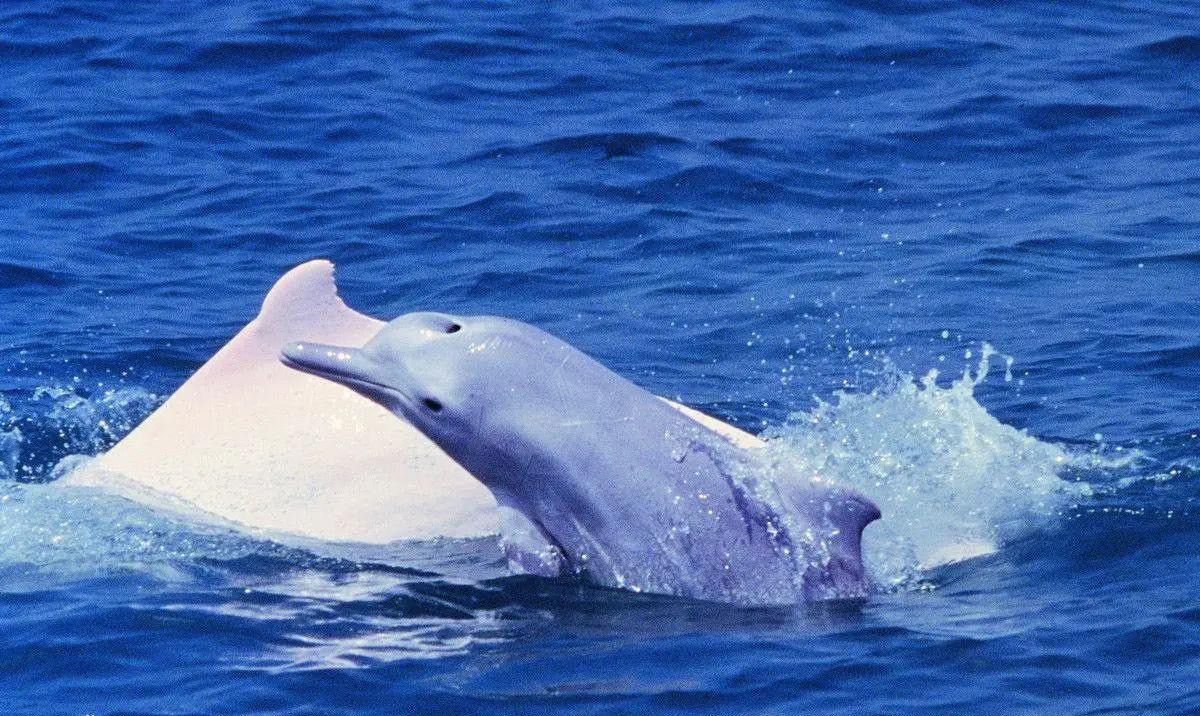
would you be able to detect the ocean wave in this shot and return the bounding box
[1137,34,1200,60]
[458,132,687,163]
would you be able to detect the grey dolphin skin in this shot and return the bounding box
[281,312,880,605]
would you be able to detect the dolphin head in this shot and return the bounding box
[279,311,586,491]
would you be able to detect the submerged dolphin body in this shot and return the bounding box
[67,261,760,544]
[281,313,880,604]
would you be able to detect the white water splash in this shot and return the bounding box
[32,385,160,457]
[0,429,20,481]
[0,396,20,480]
[0,385,160,481]
[762,346,1094,590]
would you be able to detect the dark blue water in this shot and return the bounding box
[3,0,1200,713]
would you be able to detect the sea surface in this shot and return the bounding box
[2,0,1200,713]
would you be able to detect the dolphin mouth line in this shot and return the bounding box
[280,352,411,405]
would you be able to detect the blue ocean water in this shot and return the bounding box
[2,0,1200,713]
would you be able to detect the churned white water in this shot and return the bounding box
[762,347,1095,589]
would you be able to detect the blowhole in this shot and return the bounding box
[446,323,461,333]
[423,398,443,411]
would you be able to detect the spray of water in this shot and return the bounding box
[761,345,1095,590]
[0,385,159,481]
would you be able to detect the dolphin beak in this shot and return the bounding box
[280,341,403,407]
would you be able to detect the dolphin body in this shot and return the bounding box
[65,261,761,544]
[281,313,880,604]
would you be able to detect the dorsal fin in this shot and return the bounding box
[777,480,880,564]
[259,259,350,323]
[824,488,881,563]
[776,481,880,599]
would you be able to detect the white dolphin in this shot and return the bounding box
[65,260,761,544]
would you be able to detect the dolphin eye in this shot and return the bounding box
[445,323,461,333]
[423,398,443,412]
